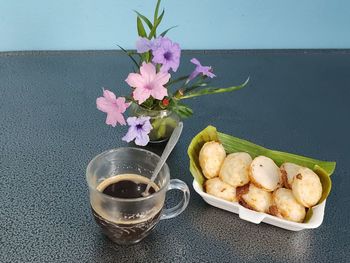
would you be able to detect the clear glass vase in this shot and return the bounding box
[130,103,180,143]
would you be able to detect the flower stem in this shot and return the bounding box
[181,76,208,94]
[166,75,189,87]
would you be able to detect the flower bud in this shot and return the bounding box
[162,98,170,106]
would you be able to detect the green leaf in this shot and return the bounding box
[160,25,178,37]
[149,9,164,39]
[134,11,153,30]
[117,44,140,69]
[218,132,336,175]
[304,208,313,223]
[140,97,155,109]
[187,126,219,186]
[154,0,161,25]
[137,16,147,37]
[182,82,208,94]
[314,165,332,203]
[180,77,249,100]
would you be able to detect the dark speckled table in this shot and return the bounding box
[1,50,350,263]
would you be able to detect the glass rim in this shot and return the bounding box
[86,147,170,202]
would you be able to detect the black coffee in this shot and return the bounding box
[102,179,156,198]
[92,207,161,245]
[92,174,161,245]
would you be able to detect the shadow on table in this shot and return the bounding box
[90,210,314,263]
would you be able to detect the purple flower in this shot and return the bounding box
[122,116,152,146]
[136,37,165,54]
[152,37,181,72]
[189,58,216,80]
[136,37,153,53]
[150,36,163,51]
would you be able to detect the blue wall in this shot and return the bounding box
[0,0,349,51]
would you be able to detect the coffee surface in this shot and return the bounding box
[102,180,156,198]
[96,174,159,198]
[92,174,162,225]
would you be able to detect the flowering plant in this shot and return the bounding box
[97,0,249,146]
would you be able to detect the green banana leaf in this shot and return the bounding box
[188,125,335,223]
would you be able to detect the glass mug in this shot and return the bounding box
[86,147,190,245]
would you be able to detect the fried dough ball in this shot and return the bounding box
[239,183,272,213]
[280,162,303,189]
[199,141,226,179]
[270,188,306,222]
[292,167,322,208]
[204,177,237,202]
[249,156,282,192]
[219,152,252,187]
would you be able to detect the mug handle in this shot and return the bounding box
[161,179,190,220]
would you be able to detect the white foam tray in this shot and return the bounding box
[193,180,326,231]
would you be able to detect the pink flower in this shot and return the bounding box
[96,89,130,127]
[125,62,170,104]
